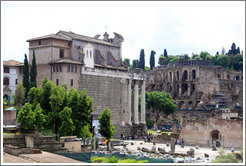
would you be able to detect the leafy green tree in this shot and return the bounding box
[34,103,46,131]
[30,50,37,88]
[28,87,41,107]
[212,148,240,163]
[191,53,199,60]
[68,88,93,138]
[17,103,36,130]
[158,55,168,65]
[228,43,239,56]
[123,58,130,67]
[98,107,115,151]
[58,107,75,137]
[146,91,177,125]
[132,59,139,69]
[12,83,25,109]
[232,54,243,71]
[139,49,145,70]
[164,49,168,59]
[149,50,156,70]
[168,55,180,63]
[23,54,30,99]
[200,51,211,60]
[217,55,230,69]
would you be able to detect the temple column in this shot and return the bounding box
[128,79,132,126]
[141,80,146,124]
[134,80,139,124]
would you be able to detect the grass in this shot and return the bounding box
[91,156,149,163]
[39,129,54,136]
[148,130,172,135]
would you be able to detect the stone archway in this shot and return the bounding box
[210,130,222,147]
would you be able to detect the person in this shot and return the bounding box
[175,139,177,145]
[123,134,125,140]
[177,139,180,145]
[181,139,184,144]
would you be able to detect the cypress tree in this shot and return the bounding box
[30,50,37,88]
[150,50,156,70]
[164,49,168,59]
[139,49,145,70]
[23,54,30,99]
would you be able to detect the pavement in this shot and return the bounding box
[118,140,239,161]
[2,151,84,163]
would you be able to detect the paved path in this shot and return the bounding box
[3,151,84,163]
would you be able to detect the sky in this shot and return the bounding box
[1,1,245,67]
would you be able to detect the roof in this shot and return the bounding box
[26,34,72,42]
[3,60,24,67]
[49,58,84,65]
[57,30,120,47]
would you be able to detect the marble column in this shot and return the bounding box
[134,80,139,124]
[141,80,146,124]
[128,79,132,126]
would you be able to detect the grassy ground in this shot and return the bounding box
[147,130,172,135]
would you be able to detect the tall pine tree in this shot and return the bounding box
[150,50,156,70]
[23,54,30,99]
[30,50,37,88]
[139,49,145,70]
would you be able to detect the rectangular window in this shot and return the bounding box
[56,79,59,85]
[71,79,73,86]
[67,65,70,72]
[71,65,73,72]
[39,40,41,45]
[16,79,18,85]
[59,49,64,58]
[53,65,55,72]
[56,65,59,72]
[60,65,62,72]
[4,67,10,73]
[19,67,22,74]
[75,66,77,73]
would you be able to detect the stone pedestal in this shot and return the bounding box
[170,138,175,153]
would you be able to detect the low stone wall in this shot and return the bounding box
[155,133,180,143]
[4,145,42,156]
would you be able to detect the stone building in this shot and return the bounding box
[26,31,147,138]
[3,60,24,105]
[146,60,243,110]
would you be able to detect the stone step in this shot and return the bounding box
[34,142,63,149]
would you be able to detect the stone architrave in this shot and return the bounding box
[134,80,139,124]
[128,79,132,126]
[140,80,146,124]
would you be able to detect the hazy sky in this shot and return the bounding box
[1,1,245,66]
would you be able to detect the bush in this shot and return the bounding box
[212,148,240,163]
[91,156,108,163]
[107,156,118,163]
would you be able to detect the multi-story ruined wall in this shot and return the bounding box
[179,118,243,148]
[146,60,243,110]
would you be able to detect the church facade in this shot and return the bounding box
[27,31,147,138]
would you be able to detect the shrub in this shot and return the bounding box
[107,156,118,163]
[91,156,108,163]
[212,148,240,163]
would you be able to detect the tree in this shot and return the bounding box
[30,50,37,88]
[232,54,243,71]
[98,107,115,151]
[217,55,230,69]
[228,43,237,56]
[123,58,130,67]
[158,55,168,65]
[200,51,210,60]
[28,87,40,107]
[58,107,75,137]
[132,59,139,69]
[146,91,177,126]
[169,55,180,63]
[139,49,145,70]
[68,88,93,138]
[33,103,46,131]
[23,54,30,99]
[12,83,25,110]
[216,51,219,55]
[17,103,36,130]
[149,50,156,70]
[164,49,168,59]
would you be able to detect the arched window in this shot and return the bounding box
[170,85,172,92]
[236,76,240,80]
[75,66,77,73]
[192,70,196,79]
[71,65,73,72]
[217,74,221,79]
[67,65,70,72]
[169,72,172,82]
[56,65,59,72]
[227,74,230,80]
[183,70,188,81]
[4,67,10,73]
[176,71,179,81]
[4,77,9,85]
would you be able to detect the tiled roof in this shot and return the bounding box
[49,58,84,65]
[26,34,71,42]
[58,31,119,47]
[3,60,23,66]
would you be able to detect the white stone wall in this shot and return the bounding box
[3,67,18,102]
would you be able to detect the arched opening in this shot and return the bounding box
[176,85,179,93]
[192,84,195,91]
[183,70,188,81]
[241,76,243,80]
[181,83,188,94]
[169,85,172,92]
[227,74,230,80]
[176,71,179,81]
[192,70,196,79]
[236,75,240,80]
[217,74,221,79]
[3,94,9,105]
[178,101,185,109]
[3,77,9,85]
[188,101,193,108]
[169,72,172,82]
[210,130,222,147]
